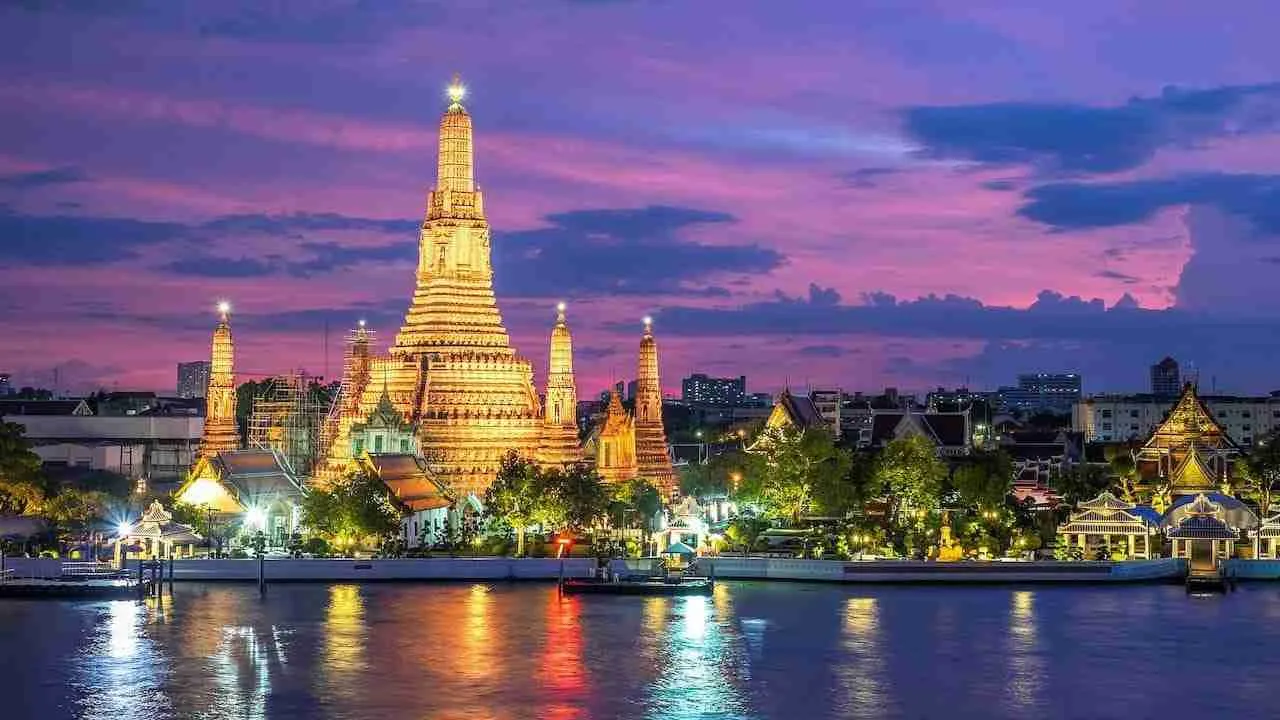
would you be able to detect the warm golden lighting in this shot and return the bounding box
[556,301,566,313]
[447,76,466,104]
[216,300,231,317]
[357,318,366,328]
[642,315,652,326]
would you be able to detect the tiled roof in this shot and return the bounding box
[780,390,824,429]
[368,454,453,512]
[921,414,967,447]
[1167,515,1236,539]
[212,450,304,503]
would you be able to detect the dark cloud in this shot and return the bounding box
[0,210,184,265]
[842,167,898,188]
[163,256,277,278]
[576,346,619,361]
[200,213,413,236]
[0,167,88,190]
[1095,269,1139,285]
[981,180,1017,192]
[162,241,412,278]
[196,1,441,44]
[1018,173,1280,232]
[492,205,782,297]
[798,344,846,357]
[905,84,1280,174]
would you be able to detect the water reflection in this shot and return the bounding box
[643,595,752,720]
[836,597,885,719]
[1004,591,1042,714]
[76,600,172,720]
[541,594,587,720]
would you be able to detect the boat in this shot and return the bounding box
[561,576,713,596]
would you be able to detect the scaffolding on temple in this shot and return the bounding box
[246,371,328,479]
[313,324,376,485]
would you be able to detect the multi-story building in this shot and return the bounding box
[0,373,11,396]
[996,373,1082,415]
[809,388,843,439]
[1150,357,1181,397]
[1074,390,1280,446]
[1,413,203,482]
[680,374,747,406]
[177,361,212,399]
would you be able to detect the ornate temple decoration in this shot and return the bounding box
[199,302,240,458]
[590,389,638,484]
[634,317,677,495]
[1135,382,1240,495]
[1057,491,1157,559]
[536,303,584,465]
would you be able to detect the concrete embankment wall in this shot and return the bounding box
[1,557,596,582]
[695,557,1187,583]
[1223,559,1280,579]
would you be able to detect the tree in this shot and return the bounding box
[483,452,544,556]
[1105,445,1139,502]
[952,450,1014,510]
[725,514,771,553]
[43,489,107,539]
[872,436,946,550]
[743,427,853,524]
[609,478,661,532]
[301,466,404,552]
[1052,462,1110,506]
[0,421,46,515]
[1241,432,1280,517]
[550,464,609,531]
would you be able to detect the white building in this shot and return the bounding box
[1074,391,1280,446]
[4,414,203,480]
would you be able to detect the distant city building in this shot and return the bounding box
[1073,388,1280,446]
[680,374,747,406]
[747,392,772,407]
[1150,357,1181,397]
[809,388,843,438]
[0,372,11,396]
[996,373,1082,415]
[1,411,202,480]
[177,361,212,399]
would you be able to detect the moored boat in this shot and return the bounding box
[561,576,713,596]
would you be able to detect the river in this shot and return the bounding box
[1,581,1274,719]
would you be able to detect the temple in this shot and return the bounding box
[589,389,638,484]
[633,318,678,496]
[198,302,240,458]
[316,77,676,501]
[536,303,584,466]
[1136,382,1240,497]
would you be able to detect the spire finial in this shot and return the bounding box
[216,301,231,322]
[447,73,466,107]
[556,301,567,323]
[642,315,653,336]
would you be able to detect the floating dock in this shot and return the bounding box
[562,577,713,596]
[0,577,145,599]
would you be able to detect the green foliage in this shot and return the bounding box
[1052,462,1111,506]
[952,450,1014,509]
[550,463,609,531]
[483,454,609,554]
[484,453,544,556]
[42,489,107,536]
[873,436,946,522]
[302,536,330,557]
[742,427,853,524]
[301,466,404,551]
[0,421,45,514]
[609,477,661,530]
[724,514,771,553]
[1240,431,1280,516]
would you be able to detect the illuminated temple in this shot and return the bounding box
[1136,382,1240,498]
[316,77,675,499]
[198,302,240,458]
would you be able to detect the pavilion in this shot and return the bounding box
[114,500,202,565]
[1166,494,1237,572]
[1254,512,1280,559]
[1058,491,1159,559]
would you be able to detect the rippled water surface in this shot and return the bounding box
[3,581,1277,719]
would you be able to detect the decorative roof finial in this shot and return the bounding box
[216,301,231,322]
[447,73,466,107]
[642,315,653,336]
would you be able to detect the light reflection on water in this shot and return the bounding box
[11,583,1280,719]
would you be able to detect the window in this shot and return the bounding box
[1101,410,1113,418]
[1102,422,1112,431]
[400,439,411,453]
[1130,425,1139,432]
[374,435,384,453]
[1244,437,1253,444]
[353,439,364,453]
[1244,424,1252,431]
[1130,410,1139,418]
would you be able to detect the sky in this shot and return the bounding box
[3,0,1280,398]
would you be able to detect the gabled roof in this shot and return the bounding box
[920,414,967,447]
[868,410,968,448]
[209,449,305,504]
[1143,383,1239,452]
[0,399,92,416]
[766,389,825,431]
[1167,514,1236,539]
[1170,445,1219,493]
[363,454,453,512]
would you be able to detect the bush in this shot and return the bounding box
[302,537,330,557]
[229,548,249,559]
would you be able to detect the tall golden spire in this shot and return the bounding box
[537,302,583,465]
[594,388,637,484]
[199,301,239,458]
[634,316,676,495]
[436,72,475,198]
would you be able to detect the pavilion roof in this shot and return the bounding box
[1142,383,1238,453]
[1167,514,1236,539]
[1078,491,1134,511]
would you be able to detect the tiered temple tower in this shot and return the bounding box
[322,77,545,496]
[199,302,240,458]
[633,317,677,495]
[594,389,638,484]
[536,303,584,465]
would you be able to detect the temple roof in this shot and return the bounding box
[1167,514,1236,539]
[868,411,968,448]
[1078,491,1134,511]
[208,450,306,505]
[1163,492,1258,531]
[1169,444,1219,493]
[1142,383,1238,453]
[364,454,453,512]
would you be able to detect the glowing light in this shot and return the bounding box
[447,76,466,104]
[217,301,231,317]
[116,521,133,538]
[643,315,652,326]
[556,301,566,313]
[245,506,267,530]
[358,318,367,328]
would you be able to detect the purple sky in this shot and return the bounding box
[3,1,1280,397]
